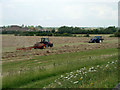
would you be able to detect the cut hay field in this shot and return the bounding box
[1,34,119,88]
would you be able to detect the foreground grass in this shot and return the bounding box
[46,60,118,88]
[19,55,118,88]
[2,48,118,88]
[3,48,117,73]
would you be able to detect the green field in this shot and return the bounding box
[2,48,118,88]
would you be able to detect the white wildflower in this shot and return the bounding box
[88,69,92,72]
[97,65,99,67]
[61,75,63,78]
[91,67,94,69]
[106,64,109,67]
[112,61,114,64]
[58,82,61,85]
[81,77,83,79]
[65,77,68,79]
[85,72,87,74]
[68,77,70,80]
[83,67,86,70]
[74,76,76,78]
[54,80,57,82]
[74,81,79,84]
[89,68,91,70]
[70,75,73,78]
[76,70,79,72]
[76,74,78,76]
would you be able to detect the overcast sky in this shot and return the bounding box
[0,0,119,27]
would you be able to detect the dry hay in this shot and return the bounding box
[2,35,118,62]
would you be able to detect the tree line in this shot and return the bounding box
[1,30,72,37]
[1,26,120,37]
[58,26,117,34]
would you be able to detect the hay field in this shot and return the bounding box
[2,35,119,88]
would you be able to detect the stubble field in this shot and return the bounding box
[1,35,119,88]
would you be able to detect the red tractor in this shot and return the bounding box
[34,38,53,49]
[16,38,53,50]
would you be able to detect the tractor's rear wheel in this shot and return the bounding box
[93,40,96,43]
[34,47,37,49]
[50,44,53,47]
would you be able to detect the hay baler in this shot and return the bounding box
[17,38,53,50]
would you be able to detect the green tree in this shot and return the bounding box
[38,25,43,29]
[51,29,55,33]
[114,29,120,37]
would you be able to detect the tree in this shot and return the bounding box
[21,24,24,28]
[38,25,43,29]
[84,33,89,37]
[51,29,55,33]
[114,29,120,37]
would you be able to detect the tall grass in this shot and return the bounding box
[47,60,118,88]
[2,48,118,88]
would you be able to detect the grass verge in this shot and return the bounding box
[2,48,118,88]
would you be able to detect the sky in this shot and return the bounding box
[0,0,119,27]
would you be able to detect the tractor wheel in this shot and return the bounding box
[99,40,102,43]
[93,40,96,43]
[34,47,37,49]
[96,40,100,43]
[50,44,53,47]
[43,46,46,49]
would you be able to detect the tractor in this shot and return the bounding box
[34,38,53,49]
[89,36,104,43]
[16,38,53,50]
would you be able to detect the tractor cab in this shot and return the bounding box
[40,38,50,47]
[41,38,49,43]
[40,38,50,46]
[94,36,102,39]
[41,38,53,47]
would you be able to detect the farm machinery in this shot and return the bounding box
[17,38,53,50]
[89,36,104,43]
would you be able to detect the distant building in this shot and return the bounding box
[3,25,29,31]
[82,27,100,30]
[0,27,3,33]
